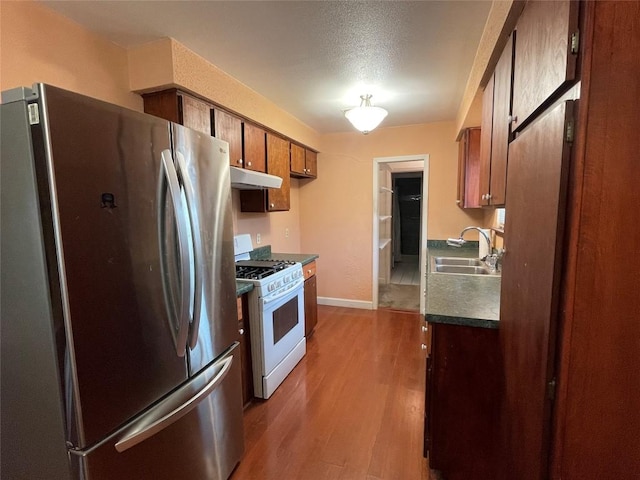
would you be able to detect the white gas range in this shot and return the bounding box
[234,235,306,399]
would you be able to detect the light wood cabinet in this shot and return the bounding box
[239,133,291,212]
[291,144,318,178]
[456,127,481,208]
[213,109,243,168]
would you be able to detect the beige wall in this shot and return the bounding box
[300,123,491,303]
[0,1,142,111]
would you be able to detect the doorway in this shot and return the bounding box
[372,155,429,313]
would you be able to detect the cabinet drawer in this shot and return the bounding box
[303,261,316,280]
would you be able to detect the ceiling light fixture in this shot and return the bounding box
[344,94,388,134]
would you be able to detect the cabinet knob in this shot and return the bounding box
[508,115,518,123]
[421,343,428,351]
[270,203,275,208]
[481,194,486,200]
[247,161,252,167]
[456,199,461,204]
[487,194,492,199]
[237,159,243,165]
[421,325,428,333]
[307,269,312,274]
[239,328,244,335]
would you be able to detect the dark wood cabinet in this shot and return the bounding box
[240,133,291,212]
[425,323,503,480]
[479,33,513,207]
[303,261,318,337]
[142,89,213,135]
[456,127,481,208]
[242,122,266,172]
[213,108,243,168]
[511,0,579,131]
[494,2,640,478]
[291,144,318,178]
[500,100,573,480]
[237,295,253,408]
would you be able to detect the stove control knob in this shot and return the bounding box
[268,284,275,292]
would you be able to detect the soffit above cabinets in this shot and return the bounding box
[40,1,492,134]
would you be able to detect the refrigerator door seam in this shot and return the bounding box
[160,149,192,357]
[175,151,204,349]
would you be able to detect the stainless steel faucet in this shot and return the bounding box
[448,226,497,266]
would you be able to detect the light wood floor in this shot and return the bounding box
[231,305,429,480]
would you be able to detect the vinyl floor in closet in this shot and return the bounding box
[231,305,429,480]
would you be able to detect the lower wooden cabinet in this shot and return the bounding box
[425,322,503,480]
[303,261,318,337]
[237,295,253,408]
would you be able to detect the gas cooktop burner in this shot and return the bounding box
[235,260,297,280]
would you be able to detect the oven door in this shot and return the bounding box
[259,281,305,376]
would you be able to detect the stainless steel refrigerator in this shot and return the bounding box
[1,84,244,479]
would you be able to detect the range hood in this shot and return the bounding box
[229,166,283,190]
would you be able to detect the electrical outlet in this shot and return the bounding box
[285,228,289,238]
[256,233,261,245]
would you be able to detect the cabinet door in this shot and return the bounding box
[511,0,579,130]
[457,128,481,208]
[479,75,494,206]
[179,94,212,135]
[242,122,266,172]
[265,133,290,211]
[488,32,514,206]
[305,149,317,178]
[500,101,573,480]
[214,109,243,167]
[290,143,306,175]
[303,274,317,338]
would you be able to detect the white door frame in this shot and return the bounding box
[372,154,430,314]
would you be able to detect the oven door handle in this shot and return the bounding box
[261,278,304,306]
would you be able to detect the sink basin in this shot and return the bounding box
[434,265,490,275]
[433,257,484,267]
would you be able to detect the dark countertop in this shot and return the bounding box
[270,252,319,266]
[425,246,501,329]
[236,281,254,296]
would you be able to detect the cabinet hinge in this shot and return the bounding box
[547,378,557,401]
[565,118,575,144]
[570,31,580,55]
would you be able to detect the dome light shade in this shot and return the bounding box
[344,94,388,134]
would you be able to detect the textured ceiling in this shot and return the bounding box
[42,1,492,134]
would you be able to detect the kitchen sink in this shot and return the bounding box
[430,256,499,276]
[433,257,485,267]
[434,265,490,275]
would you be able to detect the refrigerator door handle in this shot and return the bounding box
[161,149,192,357]
[114,354,233,453]
[175,151,204,349]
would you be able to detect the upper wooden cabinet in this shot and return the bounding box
[290,144,318,178]
[143,89,213,136]
[479,33,514,207]
[511,0,579,131]
[240,133,291,212]
[242,122,266,172]
[213,109,243,168]
[457,127,481,208]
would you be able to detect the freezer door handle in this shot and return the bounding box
[161,149,192,357]
[114,354,233,453]
[175,151,204,350]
